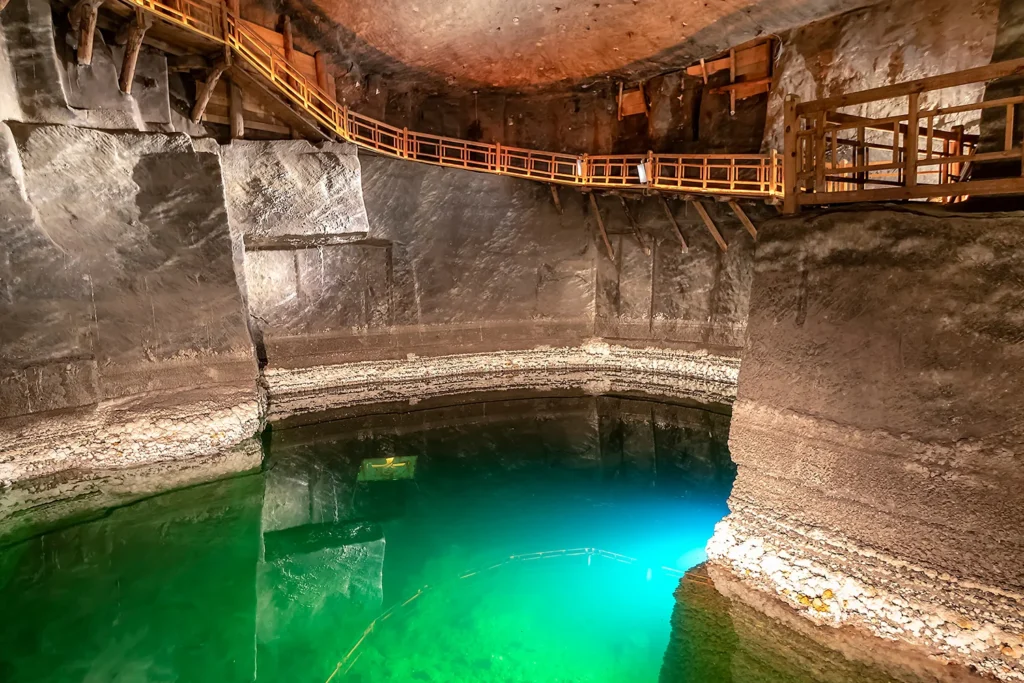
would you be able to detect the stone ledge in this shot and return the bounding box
[0,385,265,484]
[708,507,1024,681]
[264,339,741,423]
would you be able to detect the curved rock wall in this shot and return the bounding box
[0,121,261,485]
[708,207,1024,681]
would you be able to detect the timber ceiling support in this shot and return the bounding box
[229,80,244,139]
[549,185,563,215]
[588,193,615,262]
[689,199,728,252]
[658,195,688,252]
[117,8,153,94]
[70,0,105,65]
[728,200,757,239]
[192,59,229,124]
[618,196,650,256]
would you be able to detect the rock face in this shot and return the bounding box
[708,208,1024,681]
[224,151,762,418]
[763,0,1000,150]
[0,0,183,131]
[0,123,260,483]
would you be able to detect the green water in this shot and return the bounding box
[0,397,925,683]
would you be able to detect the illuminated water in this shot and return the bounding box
[0,397,930,683]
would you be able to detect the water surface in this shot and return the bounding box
[0,396,934,683]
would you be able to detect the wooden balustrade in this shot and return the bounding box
[116,0,782,201]
[784,58,1024,212]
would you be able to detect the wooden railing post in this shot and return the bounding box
[783,95,799,214]
[906,92,919,187]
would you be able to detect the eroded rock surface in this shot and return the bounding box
[0,123,260,483]
[709,207,1024,681]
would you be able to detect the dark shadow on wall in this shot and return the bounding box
[964,0,1024,210]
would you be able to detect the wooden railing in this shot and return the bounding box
[784,58,1024,212]
[122,0,783,200]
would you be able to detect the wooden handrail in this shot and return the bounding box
[784,60,1024,212]
[118,0,783,200]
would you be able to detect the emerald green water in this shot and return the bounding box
[0,398,928,683]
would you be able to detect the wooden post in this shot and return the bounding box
[814,111,826,192]
[191,61,229,124]
[658,194,687,252]
[118,9,153,94]
[728,200,757,239]
[71,0,105,66]
[619,196,650,256]
[282,16,295,63]
[229,79,244,138]
[953,124,965,180]
[906,92,919,187]
[1005,103,1015,152]
[314,51,329,90]
[549,185,563,215]
[281,16,301,138]
[690,200,728,252]
[782,94,800,214]
[588,193,615,261]
[226,0,239,16]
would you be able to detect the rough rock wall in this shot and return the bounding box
[237,152,761,371]
[221,149,762,418]
[763,0,1000,150]
[0,122,261,484]
[707,208,1024,681]
[0,0,197,133]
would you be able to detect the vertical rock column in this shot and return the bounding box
[707,209,1024,681]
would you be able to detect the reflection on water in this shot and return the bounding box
[0,396,936,683]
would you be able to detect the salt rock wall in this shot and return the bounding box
[708,208,1024,681]
[763,0,1000,150]
[0,0,194,133]
[231,150,763,419]
[0,122,261,484]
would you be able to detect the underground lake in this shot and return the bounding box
[0,396,961,683]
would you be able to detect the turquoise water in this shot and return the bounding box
[0,397,922,683]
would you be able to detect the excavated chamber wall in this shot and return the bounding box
[707,208,1024,681]
[224,146,763,424]
[0,122,263,486]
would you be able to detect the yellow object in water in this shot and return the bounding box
[358,456,418,481]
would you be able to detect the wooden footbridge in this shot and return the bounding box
[17,0,1024,214]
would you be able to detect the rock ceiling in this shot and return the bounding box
[283,0,876,90]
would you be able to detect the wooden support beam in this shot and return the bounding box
[0,0,12,12]
[619,196,651,255]
[227,62,328,140]
[689,200,728,251]
[282,15,295,62]
[118,9,153,94]
[226,0,239,16]
[906,92,919,187]
[229,79,244,139]
[658,194,687,252]
[549,185,562,215]
[783,94,799,214]
[728,200,757,239]
[70,0,105,66]
[191,61,229,124]
[588,193,615,261]
[314,51,329,90]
